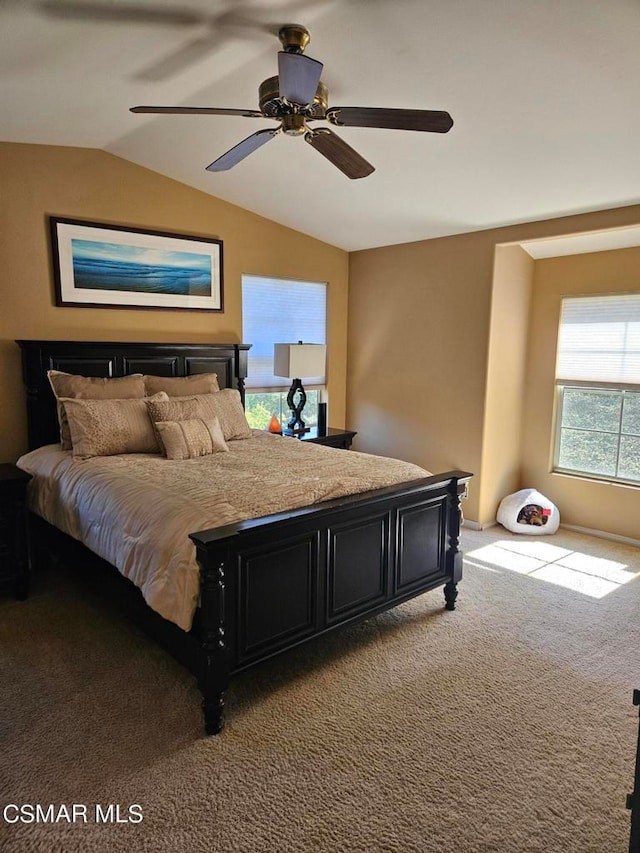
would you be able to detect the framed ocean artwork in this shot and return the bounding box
[50,218,223,312]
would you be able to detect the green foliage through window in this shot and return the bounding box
[245,390,320,430]
[556,387,640,484]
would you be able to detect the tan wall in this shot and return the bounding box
[0,142,348,461]
[347,231,495,521]
[5,140,639,537]
[520,247,640,541]
[478,245,534,522]
[347,205,640,526]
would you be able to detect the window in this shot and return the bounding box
[554,294,640,484]
[242,275,327,429]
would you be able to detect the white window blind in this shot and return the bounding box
[556,294,640,383]
[242,275,327,388]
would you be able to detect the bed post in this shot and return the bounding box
[627,689,640,852]
[444,475,467,610]
[234,344,249,407]
[190,537,232,735]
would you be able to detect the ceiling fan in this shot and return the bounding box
[130,24,454,179]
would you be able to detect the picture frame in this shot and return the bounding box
[50,217,223,312]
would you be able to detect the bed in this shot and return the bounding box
[17,339,472,735]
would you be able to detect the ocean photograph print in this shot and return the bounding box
[50,218,223,312]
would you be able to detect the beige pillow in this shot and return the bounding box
[48,370,145,450]
[146,390,252,442]
[143,373,220,397]
[61,393,167,459]
[155,417,229,460]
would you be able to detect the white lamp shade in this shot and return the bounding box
[274,343,326,380]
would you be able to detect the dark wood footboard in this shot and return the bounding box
[190,470,470,734]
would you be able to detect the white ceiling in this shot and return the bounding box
[3,0,640,252]
[520,226,640,259]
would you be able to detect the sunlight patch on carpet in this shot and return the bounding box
[465,540,638,598]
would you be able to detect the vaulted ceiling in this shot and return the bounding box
[3,0,640,250]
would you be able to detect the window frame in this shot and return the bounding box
[553,382,640,486]
[552,293,640,487]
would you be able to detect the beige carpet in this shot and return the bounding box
[1,525,639,853]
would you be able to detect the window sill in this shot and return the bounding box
[552,470,640,491]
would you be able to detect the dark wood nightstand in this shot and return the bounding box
[0,464,32,600]
[293,427,357,450]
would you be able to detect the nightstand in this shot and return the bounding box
[294,427,357,450]
[0,464,32,600]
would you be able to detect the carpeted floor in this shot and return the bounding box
[1,525,639,852]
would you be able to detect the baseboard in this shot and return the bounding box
[463,518,640,546]
[560,523,640,548]
[462,519,497,531]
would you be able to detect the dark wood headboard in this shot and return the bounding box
[17,340,250,451]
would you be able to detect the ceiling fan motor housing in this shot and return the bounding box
[258,76,328,118]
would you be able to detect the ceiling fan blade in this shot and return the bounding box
[326,107,454,133]
[130,106,265,118]
[206,128,278,172]
[305,129,374,180]
[277,51,323,106]
[39,0,202,25]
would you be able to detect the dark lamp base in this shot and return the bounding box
[286,378,307,433]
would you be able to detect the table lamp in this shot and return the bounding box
[274,341,326,435]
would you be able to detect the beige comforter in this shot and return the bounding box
[18,432,430,630]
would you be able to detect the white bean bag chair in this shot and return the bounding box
[496,488,560,535]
